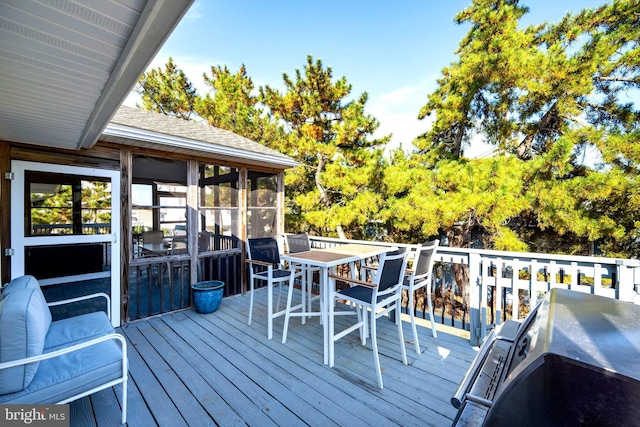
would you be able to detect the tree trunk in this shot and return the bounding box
[315,153,347,239]
[447,228,471,326]
[515,102,558,159]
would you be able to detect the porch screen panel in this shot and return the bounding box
[131,184,187,235]
[131,155,188,258]
[198,164,240,251]
[247,171,278,239]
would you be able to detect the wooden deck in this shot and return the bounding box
[69,288,478,427]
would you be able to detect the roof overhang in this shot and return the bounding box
[0,0,194,151]
[102,123,300,169]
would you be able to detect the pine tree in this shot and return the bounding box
[413,0,638,256]
[135,57,198,120]
[260,55,390,238]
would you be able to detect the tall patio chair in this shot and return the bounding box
[198,231,212,252]
[328,248,409,389]
[246,238,303,340]
[142,230,164,244]
[171,225,188,254]
[197,231,213,280]
[284,233,312,254]
[403,240,439,354]
[283,233,321,324]
[140,230,166,260]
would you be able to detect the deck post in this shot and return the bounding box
[616,259,640,302]
[468,252,482,346]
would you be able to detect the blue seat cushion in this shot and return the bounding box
[0,288,50,394]
[45,311,115,352]
[0,338,124,404]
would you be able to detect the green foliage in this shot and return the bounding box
[382,154,531,250]
[411,0,640,256]
[135,55,391,239]
[136,57,198,120]
[197,64,284,144]
[134,1,639,258]
[260,55,391,238]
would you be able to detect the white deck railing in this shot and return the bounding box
[308,236,640,346]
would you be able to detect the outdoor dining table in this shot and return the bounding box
[280,243,393,365]
[135,242,171,256]
[135,238,187,257]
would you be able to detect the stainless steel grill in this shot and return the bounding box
[451,288,640,427]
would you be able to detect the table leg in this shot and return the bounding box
[322,266,330,365]
[303,266,313,324]
[301,266,307,325]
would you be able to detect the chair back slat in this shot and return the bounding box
[284,233,311,254]
[247,238,281,266]
[413,239,439,279]
[142,230,164,244]
[377,248,408,293]
[198,231,212,252]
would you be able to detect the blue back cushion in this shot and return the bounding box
[0,287,50,394]
[0,275,51,328]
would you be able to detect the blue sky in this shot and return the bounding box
[128,0,612,156]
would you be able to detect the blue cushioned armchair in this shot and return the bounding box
[0,276,127,424]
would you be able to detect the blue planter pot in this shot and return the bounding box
[192,281,224,313]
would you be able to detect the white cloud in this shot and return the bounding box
[464,133,496,159]
[378,83,429,107]
[183,3,204,20]
[368,79,435,152]
[368,79,503,159]
[371,109,434,152]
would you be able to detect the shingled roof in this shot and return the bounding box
[101,106,297,169]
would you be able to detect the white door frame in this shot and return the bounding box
[10,160,121,327]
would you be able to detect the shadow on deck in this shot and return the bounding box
[69,288,478,426]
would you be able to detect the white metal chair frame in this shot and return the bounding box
[0,291,127,424]
[282,233,321,324]
[328,249,409,389]
[246,238,303,340]
[403,240,439,354]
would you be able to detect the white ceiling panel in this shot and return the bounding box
[0,0,193,150]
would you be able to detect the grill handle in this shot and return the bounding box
[451,329,496,409]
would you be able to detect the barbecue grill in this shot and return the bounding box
[451,288,640,426]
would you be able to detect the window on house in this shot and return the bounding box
[26,171,112,236]
[198,164,240,251]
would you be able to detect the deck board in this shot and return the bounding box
[175,312,342,426]
[67,287,477,426]
[155,314,298,427]
[232,298,441,426]
[69,395,96,427]
[123,327,188,427]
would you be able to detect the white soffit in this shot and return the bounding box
[0,0,193,150]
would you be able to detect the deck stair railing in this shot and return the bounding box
[308,236,640,346]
